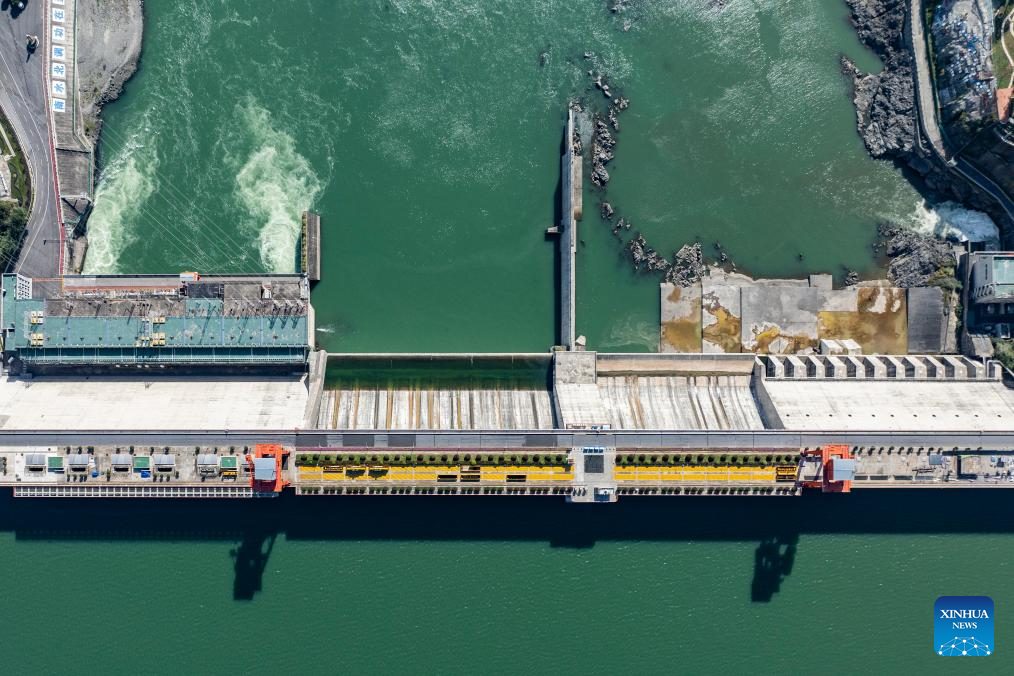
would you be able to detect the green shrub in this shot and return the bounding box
[994,338,1014,373]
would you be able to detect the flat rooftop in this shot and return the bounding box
[0,375,308,429]
[760,380,1014,432]
[994,256,1014,284]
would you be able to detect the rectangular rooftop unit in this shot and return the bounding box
[254,457,277,482]
[197,454,220,476]
[25,453,46,469]
[153,454,175,470]
[111,454,132,469]
[829,458,856,482]
[67,454,89,470]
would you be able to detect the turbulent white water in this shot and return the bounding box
[906,200,1000,246]
[229,102,322,273]
[82,131,159,274]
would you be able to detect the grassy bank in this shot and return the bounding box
[995,337,1014,373]
[0,109,31,207]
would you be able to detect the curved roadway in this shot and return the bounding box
[0,2,61,278]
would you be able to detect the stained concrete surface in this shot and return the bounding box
[659,284,702,352]
[661,274,917,355]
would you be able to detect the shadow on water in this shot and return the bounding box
[751,534,798,602]
[4,490,1014,601]
[231,531,276,601]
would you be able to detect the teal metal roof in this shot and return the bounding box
[2,274,308,365]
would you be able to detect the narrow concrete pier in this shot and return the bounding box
[301,211,321,282]
[557,107,581,349]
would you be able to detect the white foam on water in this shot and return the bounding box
[906,200,1000,245]
[231,102,322,272]
[83,131,159,274]
[604,317,658,351]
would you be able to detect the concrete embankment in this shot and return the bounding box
[76,0,144,147]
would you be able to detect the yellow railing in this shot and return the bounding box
[298,464,574,484]
[614,465,779,483]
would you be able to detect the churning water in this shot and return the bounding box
[88,0,995,350]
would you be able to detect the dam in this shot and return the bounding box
[0,347,1012,501]
[0,114,1012,502]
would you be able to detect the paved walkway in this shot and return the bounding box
[48,0,93,232]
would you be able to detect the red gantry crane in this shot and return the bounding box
[800,445,854,493]
[247,444,289,494]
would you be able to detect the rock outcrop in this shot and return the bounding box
[627,236,706,287]
[877,222,954,287]
[843,0,1005,221]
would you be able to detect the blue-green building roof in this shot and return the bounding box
[2,274,311,366]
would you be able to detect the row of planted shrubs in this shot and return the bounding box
[295,453,571,467]
[615,453,799,466]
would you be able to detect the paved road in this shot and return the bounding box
[0,429,1011,449]
[0,2,61,277]
[954,156,1014,218]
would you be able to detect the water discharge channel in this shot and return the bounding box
[86,0,995,353]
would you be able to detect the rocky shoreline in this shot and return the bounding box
[875,222,955,287]
[842,0,1006,226]
[76,0,144,153]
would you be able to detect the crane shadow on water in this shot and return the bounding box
[2,489,1013,602]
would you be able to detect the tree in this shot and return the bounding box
[0,201,28,266]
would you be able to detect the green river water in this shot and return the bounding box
[10,2,1006,673]
[84,0,984,352]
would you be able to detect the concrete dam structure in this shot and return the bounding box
[0,350,1012,502]
[0,112,1012,502]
